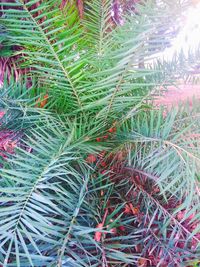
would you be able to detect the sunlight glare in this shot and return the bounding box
[162,2,200,60]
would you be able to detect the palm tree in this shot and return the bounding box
[0,0,200,266]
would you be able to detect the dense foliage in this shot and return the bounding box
[0,0,200,266]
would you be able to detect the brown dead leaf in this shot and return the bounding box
[60,0,67,9]
[77,0,84,19]
[35,94,49,108]
[0,111,5,119]
[94,223,103,242]
[86,154,97,163]
[129,203,139,215]
[124,204,131,214]
[137,258,148,267]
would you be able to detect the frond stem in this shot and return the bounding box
[126,172,200,243]
[19,0,83,109]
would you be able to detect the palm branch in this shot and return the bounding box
[0,0,200,266]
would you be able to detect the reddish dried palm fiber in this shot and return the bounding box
[0,130,18,158]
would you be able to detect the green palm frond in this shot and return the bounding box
[1,0,200,266]
[2,0,199,119]
[109,107,200,264]
[0,116,138,266]
[0,97,200,266]
[0,77,51,131]
[0,118,93,266]
[78,0,198,120]
[120,107,200,197]
[1,0,85,112]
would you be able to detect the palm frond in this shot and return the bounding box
[1,1,200,266]
[1,0,86,112]
[0,118,92,266]
[108,107,200,265]
[2,0,199,120]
